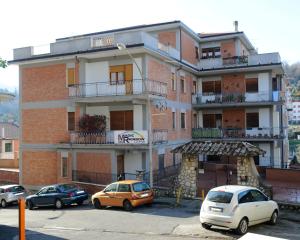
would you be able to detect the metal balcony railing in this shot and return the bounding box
[68,79,167,98]
[192,91,284,105]
[192,127,285,139]
[69,129,167,145]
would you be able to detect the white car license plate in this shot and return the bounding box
[210,207,223,212]
[141,193,149,198]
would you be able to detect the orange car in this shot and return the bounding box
[92,180,154,211]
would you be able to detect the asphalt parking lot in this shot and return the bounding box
[0,198,300,240]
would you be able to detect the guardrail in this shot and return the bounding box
[192,127,285,139]
[69,79,167,98]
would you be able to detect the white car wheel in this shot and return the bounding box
[1,199,7,208]
[236,218,248,235]
[269,211,278,225]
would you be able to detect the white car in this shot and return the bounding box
[0,184,26,208]
[200,185,278,235]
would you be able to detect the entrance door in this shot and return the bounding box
[158,154,165,171]
[117,155,125,176]
[110,110,133,130]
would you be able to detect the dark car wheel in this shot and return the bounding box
[1,199,7,208]
[201,223,212,230]
[235,218,248,235]
[93,199,102,209]
[77,201,84,206]
[26,200,34,210]
[55,199,63,209]
[123,200,133,211]
[269,210,278,225]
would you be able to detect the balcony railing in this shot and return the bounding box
[192,91,284,105]
[69,79,167,98]
[192,127,285,139]
[198,53,281,70]
[152,129,168,144]
[69,129,167,145]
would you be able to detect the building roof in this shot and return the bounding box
[198,31,243,38]
[172,141,265,157]
[0,122,19,139]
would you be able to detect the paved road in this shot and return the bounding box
[0,202,299,240]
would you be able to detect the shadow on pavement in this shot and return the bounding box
[0,225,66,240]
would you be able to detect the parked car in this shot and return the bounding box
[0,184,26,208]
[92,180,153,211]
[25,183,88,210]
[200,185,278,235]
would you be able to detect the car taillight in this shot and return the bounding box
[132,194,139,200]
[68,192,75,197]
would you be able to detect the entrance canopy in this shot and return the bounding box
[172,141,265,157]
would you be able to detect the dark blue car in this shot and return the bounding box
[26,184,88,209]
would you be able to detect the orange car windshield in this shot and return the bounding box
[132,182,150,192]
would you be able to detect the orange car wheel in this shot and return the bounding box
[123,200,133,211]
[93,199,102,209]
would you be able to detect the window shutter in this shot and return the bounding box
[67,68,75,86]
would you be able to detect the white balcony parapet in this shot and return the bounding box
[0,152,14,159]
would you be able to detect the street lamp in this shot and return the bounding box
[116,42,153,187]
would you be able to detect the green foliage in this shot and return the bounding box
[0,58,7,68]
[78,114,106,132]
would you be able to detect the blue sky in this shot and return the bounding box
[0,0,299,91]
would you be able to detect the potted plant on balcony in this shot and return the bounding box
[78,114,107,144]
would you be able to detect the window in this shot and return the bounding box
[195,46,199,59]
[201,47,221,59]
[118,184,131,192]
[68,112,75,131]
[132,182,150,192]
[61,157,68,178]
[172,111,176,129]
[246,112,259,128]
[5,142,12,152]
[251,190,267,202]
[246,78,258,92]
[181,112,186,129]
[202,81,221,94]
[238,190,253,204]
[47,187,58,194]
[109,65,132,85]
[67,68,75,86]
[104,183,118,192]
[171,73,176,91]
[180,76,185,93]
[207,191,233,204]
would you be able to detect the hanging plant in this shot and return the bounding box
[78,114,106,133]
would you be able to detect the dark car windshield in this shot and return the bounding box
[57,184,78,192]
[207,191,233,204]
[132,182,150,192]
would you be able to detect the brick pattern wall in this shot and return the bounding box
[76,152,111,173]
[222,73,245,94]
[158,31,177,48]
[223,109,245,129]
[221,40,236,58]
[0,169,19,184]
[22,151,57,185]
[181,31,198,65]
[57,152,73,184]
[22,108,70,144]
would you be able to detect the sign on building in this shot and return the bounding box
[91,35,115,48]
[114,131,148,144]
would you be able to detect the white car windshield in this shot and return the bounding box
[207,191,233,204]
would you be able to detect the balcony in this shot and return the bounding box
[69,129,167,145]
[69,79,167,99]
[0,152,14,159]
[198,53,281,71]
[192,91,284,108]
[192,127,285,140]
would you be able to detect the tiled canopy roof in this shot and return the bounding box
[172,141,265,157]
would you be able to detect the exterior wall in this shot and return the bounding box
[222,73,245,94]
[181,31,198,65]
[76,152,111,173]
[22,64,69,102]
[158,31,177,48]
[222,109,245,129]
[124,151,142,174]
[258,143,271,166]
[22,151,57,186]
[0,169,19,184]
[57,151,73,184]
[266,168,300,183]
[22,108,70,144]
[221,40,236,58]
[147,58,169,84]
[0,139,19,168]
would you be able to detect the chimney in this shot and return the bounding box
[233,21,238,32]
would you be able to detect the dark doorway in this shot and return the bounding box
[117,155,125,175]
[158,154,165,171]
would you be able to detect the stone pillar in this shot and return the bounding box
[177,154,197,198]
[237,156,259,187]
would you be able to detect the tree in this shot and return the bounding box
[0,57,7,68]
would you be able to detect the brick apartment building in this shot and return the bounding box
[11,21,288,189]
